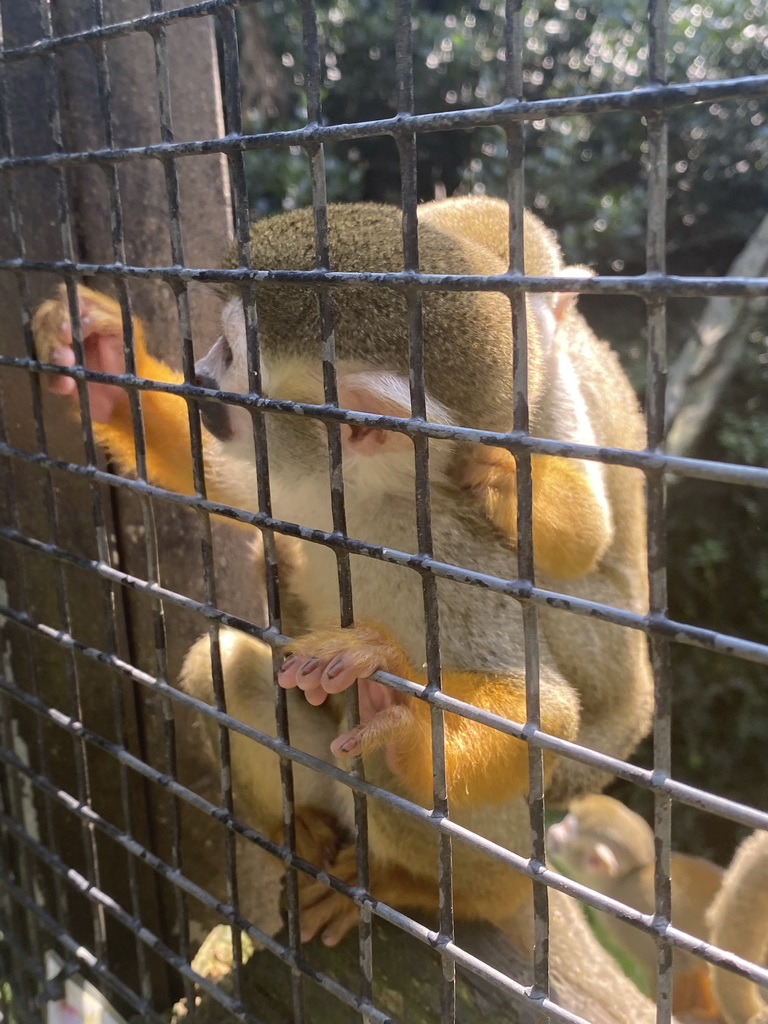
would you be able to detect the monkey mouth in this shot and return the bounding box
[193,372,234,441]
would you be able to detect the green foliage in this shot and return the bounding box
[245,0,768,273]
[613,331,768,863]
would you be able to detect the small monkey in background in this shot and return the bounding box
[33,198,656,1023]
[707,829,768,1024]
[547,794,724,1018]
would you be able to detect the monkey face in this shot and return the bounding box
[193,299,261,453]
[193,295,461,525]
[193,298,333,486]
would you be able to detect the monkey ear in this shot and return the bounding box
[552,265,594,323]
[336,371,451,457]
[586,842,620,877]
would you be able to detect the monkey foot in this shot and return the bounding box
[271,806,342,880]
[298,844,359,946]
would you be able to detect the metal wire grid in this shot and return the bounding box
[0,1,766,1023]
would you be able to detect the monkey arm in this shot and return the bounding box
[280,622,580,809]
[383,669,580,808]
[460,445,613,579]
[93,336,198,496]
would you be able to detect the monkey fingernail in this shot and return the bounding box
[324,656,345,680]
[279,655,296,673]
[299,658,320,677]
[331,732,361,757]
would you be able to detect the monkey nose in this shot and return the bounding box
[193,372,233,441]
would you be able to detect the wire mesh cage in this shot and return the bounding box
[0,1,767,1023]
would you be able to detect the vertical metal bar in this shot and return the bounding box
[504,0,549,1011]
[32,0,112,966]
[393,2,454,1021]
[88,1,186,1006]
[646,3,672,1023]
[299,2,373,1017]
[217,10,306,1021]
[0,9,65,989]
[146,0,244,1003]
[0,387,47,1009]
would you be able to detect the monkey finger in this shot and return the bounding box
[44,347,76,396]
[302,684,329,707]
[319,903,360,947]
[318,655,371,694]
[330,725,365,759]
[49,346,76,369]
[277,655,314,689]
[48,376,77,397]
[331,705,408,759]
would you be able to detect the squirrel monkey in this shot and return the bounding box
[547,794,724,1018]
[32,200,653,999]
[707,829,768,1024]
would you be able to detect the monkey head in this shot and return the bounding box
[547,795,655,883]
[191,203,566,510]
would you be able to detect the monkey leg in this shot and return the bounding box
[460,444,613,579]
[180,628,353,860]
[296,794,536,946]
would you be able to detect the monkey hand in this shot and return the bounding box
[278,623,417,765]
[280,623,580,809]
[32,284,133,422]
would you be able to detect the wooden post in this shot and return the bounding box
[0,0,271,1011]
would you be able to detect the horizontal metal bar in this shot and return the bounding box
[1,524,767,835]
[0,870,167,1023]
[0,0,252,63]
[0,75,765,171]
[0,675,588,1024]
[2,442,767,670]
[5,358,768,491]
[2,258,768,299]
[0,749,398,1024]
[4,670,766,997]
[2,586,767,845]
[0,808,345,1024]
[0,524,270,638]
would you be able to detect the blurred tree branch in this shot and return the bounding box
[666,214,768,458]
